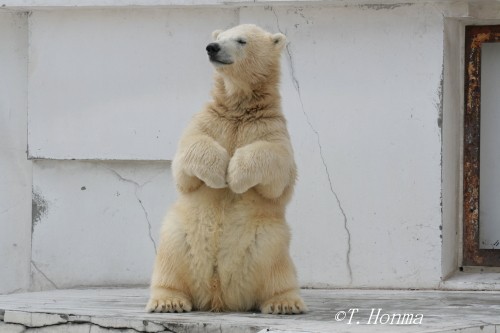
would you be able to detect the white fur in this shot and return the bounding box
[146,24,305,315]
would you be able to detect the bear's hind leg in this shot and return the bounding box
[146,287,192,313]
[146,211,193,313]
[260,289,306,314]
[254,223,307,314]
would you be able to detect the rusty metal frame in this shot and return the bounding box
[463,25,500,266]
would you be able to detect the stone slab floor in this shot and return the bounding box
[0,288,499,333]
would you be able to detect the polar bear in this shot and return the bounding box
[146,24,306,314]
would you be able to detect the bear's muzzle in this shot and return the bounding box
[206,42,233,65]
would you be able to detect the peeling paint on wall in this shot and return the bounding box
[437,70,444,129]
[463,25,500,266]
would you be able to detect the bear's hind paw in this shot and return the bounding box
[260,293,307,315]
[145,290,192,313]
[146,298,192,313]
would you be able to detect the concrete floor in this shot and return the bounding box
[0,288,499,333]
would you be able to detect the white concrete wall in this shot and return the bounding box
[0,12,32,294]
[259,4,445,288]
[441,16,463,280]
[28,8,237,160]
[1,1,499,293]
[31,160,174,290]
[28,3,445,289]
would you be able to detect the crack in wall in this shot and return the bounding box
[31,261,58,290]
[1,311,248,333]
[0,207,13,215]
[271,7,353,284]
[358,3,413,11]
[6,288,23,295]
[1,318,176,333]
[106,168,158,254]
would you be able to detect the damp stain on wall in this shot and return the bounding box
[32,190,49,232]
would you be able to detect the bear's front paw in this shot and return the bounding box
[260,292,307,315]
[226,152,258,194]
[145,288,192,313]
[199,172,227,189]
[183,142,229,189]
[227,172,256,194]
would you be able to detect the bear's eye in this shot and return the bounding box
[237,39,247,45]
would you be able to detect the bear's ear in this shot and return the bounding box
[272,33,287,49]
[212,29,223,41]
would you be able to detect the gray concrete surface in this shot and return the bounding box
[0,288,499,332]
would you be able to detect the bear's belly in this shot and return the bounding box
[176,186,287,311]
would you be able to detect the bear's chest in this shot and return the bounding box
[211,116,265,155]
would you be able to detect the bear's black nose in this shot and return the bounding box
[206,43,220,56]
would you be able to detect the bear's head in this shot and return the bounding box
[206,24,286,86]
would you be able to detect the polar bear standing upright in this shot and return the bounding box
[146,24,306,314]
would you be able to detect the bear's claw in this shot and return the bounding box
[260,293,307,315]
[146,297,193,313]
[146,288,193,313]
